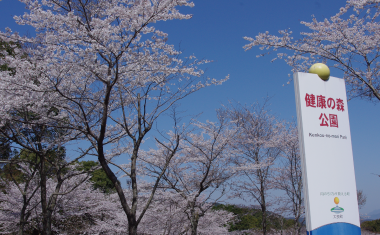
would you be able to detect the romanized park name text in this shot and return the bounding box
[309,133,347,139]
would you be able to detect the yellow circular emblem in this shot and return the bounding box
[334,197,339,205]
[309,63,330,81]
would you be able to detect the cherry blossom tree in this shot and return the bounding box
[0,161,40,235]
[45,175,115,234]
[135,190,234,235]
[1,146,233,235]
[272,123,304,235]
[0,1,228,234]
[0,168,112,235]
[224,101,284,235]
[0,126,91,235]
[74,186,234,235]
[0,31,90,235]
[150,111,236,235]
[0,112,92,235]
[244,0,380,101]
[357,189,367,209]
[0,39,22,164]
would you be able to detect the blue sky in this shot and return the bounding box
[1,0,379,215]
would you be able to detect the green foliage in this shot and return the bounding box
[213,204,296,232]
[76,160,116,194]
[213,204,261,231]
[267,213,296,231]
[0,147,66,185]
[0,134,11,163]
[0,149,34,184]
[0,40,19,74]
[361,219,380,233]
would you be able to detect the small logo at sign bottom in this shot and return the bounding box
[331,197,344,214]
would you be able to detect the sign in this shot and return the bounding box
[294,72,361,235]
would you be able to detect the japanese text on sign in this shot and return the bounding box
[305,93,344,128]
[305,94,344,111]
[320,192,350,196]
[319,113,339,128]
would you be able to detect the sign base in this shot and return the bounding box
[307,222,361,235]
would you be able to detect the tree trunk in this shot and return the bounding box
[44,184,62,235]
[261,203,267,235]
[18,192,30,235]
[128,217,138,235]
[190,212,199,235]
[44,211,53,235]
[40,152,50,235]
[128,226,137,235]
[18,207,26,235]
[18,179,37,235]
[260,170,267,235]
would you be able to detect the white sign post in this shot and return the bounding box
[294,72,361,235]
